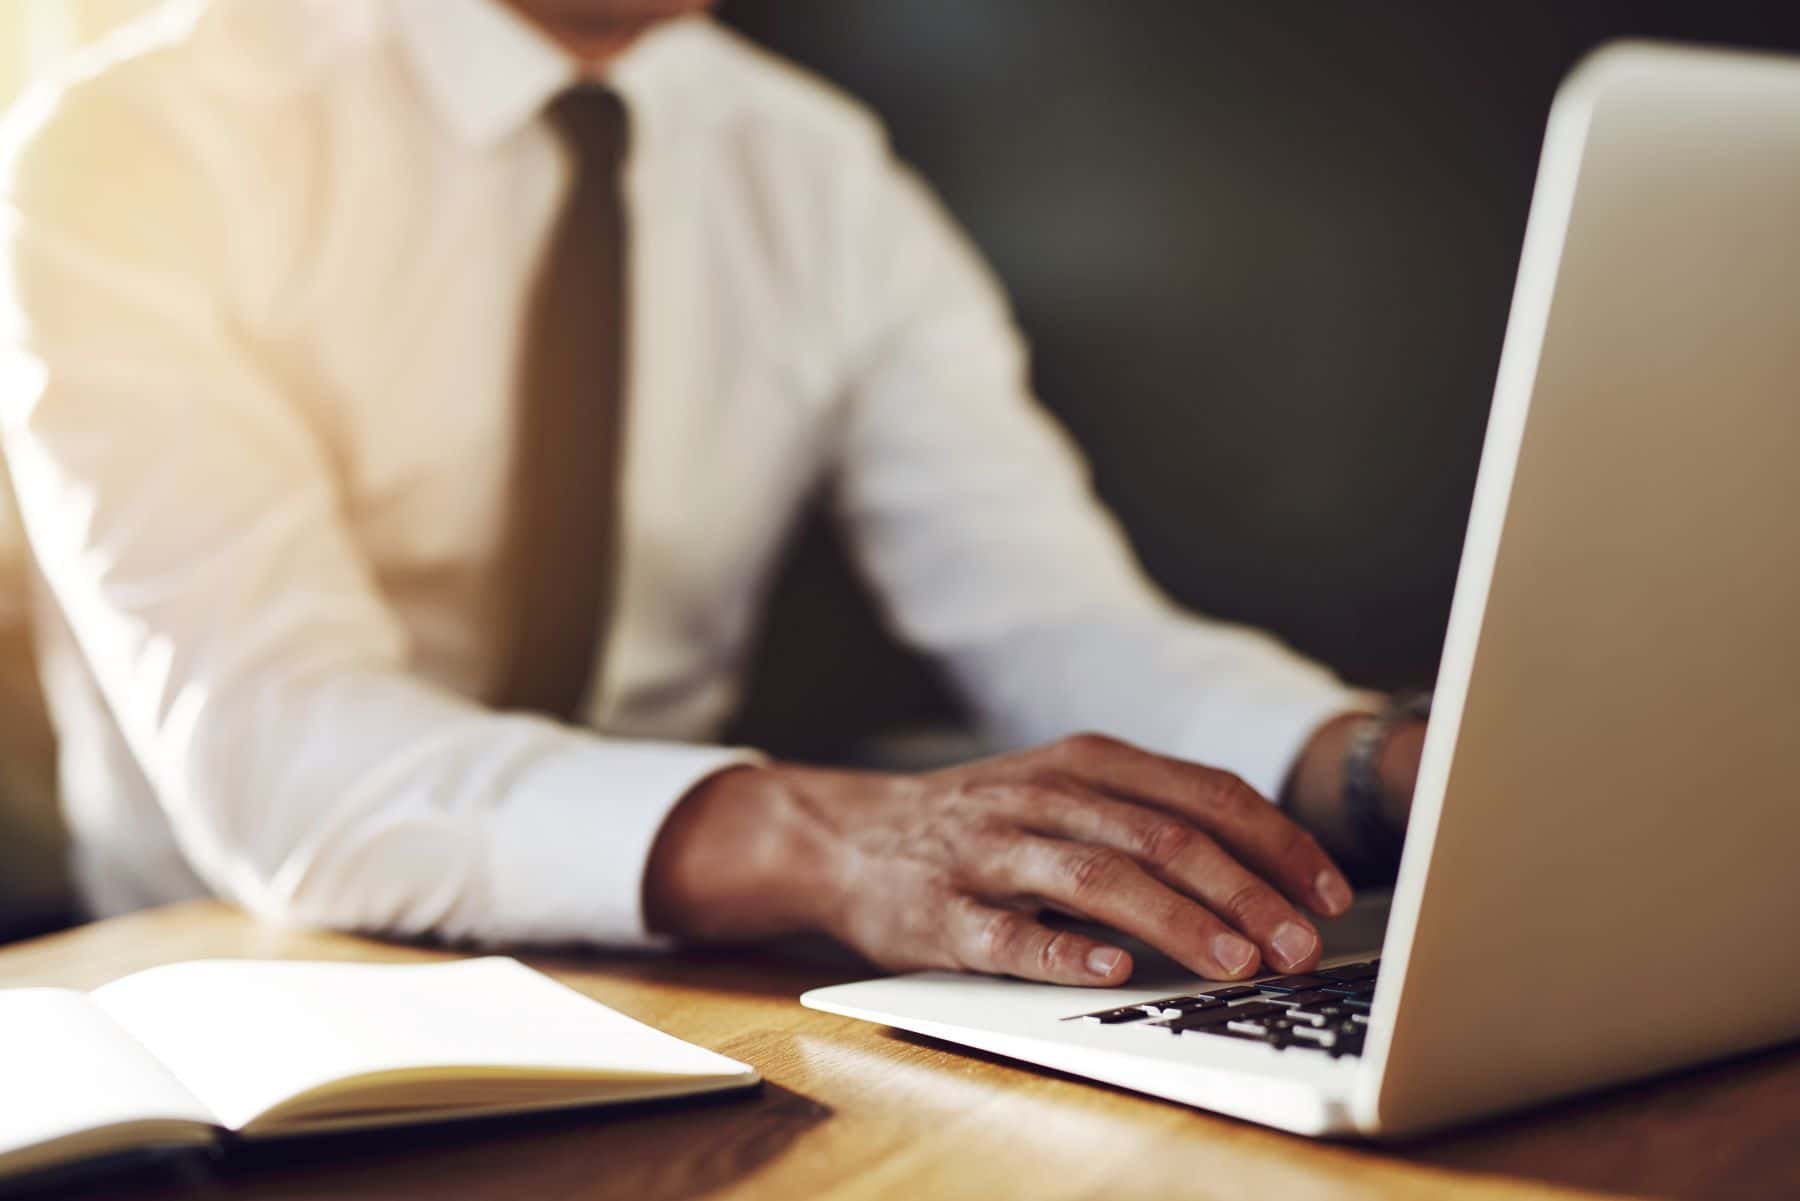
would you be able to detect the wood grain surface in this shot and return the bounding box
[1,902,1794,1201]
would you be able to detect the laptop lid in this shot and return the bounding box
[1356,42,1800,1136]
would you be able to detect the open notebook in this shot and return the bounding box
[0,957,758,1184]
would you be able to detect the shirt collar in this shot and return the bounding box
[386,0,703,149]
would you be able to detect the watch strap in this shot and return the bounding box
[1343,692,1432,875]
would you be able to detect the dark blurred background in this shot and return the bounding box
[717,0,1800,760]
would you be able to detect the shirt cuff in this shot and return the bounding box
[487,737,765,947]
[1200,681,1383,804]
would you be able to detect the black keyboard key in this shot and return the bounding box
[1288,1024,1342,1048]
[1186,986,1260,1003]
[1320,980,1376,997]
[1254,974,1331,992]
[1291,1003,1353,1021]
[1133,1004,1182,1019]
[1278,1009,1330,1027]
[1070,1006,1152,1024]
[1317,961,1380,983]
[1160,1001,1286,1032]
[1223,1021,1301,1047]
[1142,996,1229,1016]
[1260,989,1337,1008]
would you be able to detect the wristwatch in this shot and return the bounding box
[1343,691,1432,875]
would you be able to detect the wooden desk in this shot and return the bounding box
[2,903,1794,1201]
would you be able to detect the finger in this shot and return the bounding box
[964,833,1266,980]
[1041,734,1354,917]
[997,784,1323,973]
[945,897,1133,986]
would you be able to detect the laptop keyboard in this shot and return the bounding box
[1064,960,1379,1058]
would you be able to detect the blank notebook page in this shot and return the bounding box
[89,958,751,1132]
[0,990,214,1158]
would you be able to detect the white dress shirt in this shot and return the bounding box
[0,0,1361,946]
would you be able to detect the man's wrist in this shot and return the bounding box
[642,762,838,942]
[1340,691,1430,878]
[1283,705,1426,881]
[1376,718,1426,832]
[1281,712,1366,866]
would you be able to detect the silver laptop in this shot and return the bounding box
[803,40,1800,1138]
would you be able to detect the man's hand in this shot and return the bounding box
[644,733,1355,986]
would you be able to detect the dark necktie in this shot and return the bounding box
[499,86,630,720]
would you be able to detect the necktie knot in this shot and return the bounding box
[546,85,629,172]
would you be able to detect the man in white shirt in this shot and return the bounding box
[0,0,1424,985]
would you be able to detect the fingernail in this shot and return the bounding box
[1213,932,1256,976]
[1271,921,1318,970]
[1315,868,1354,917]
[1087,947,1125,979]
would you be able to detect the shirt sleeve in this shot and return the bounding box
[0,456,24,629]
[828,142,1370,800]
[0,75,752,947]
